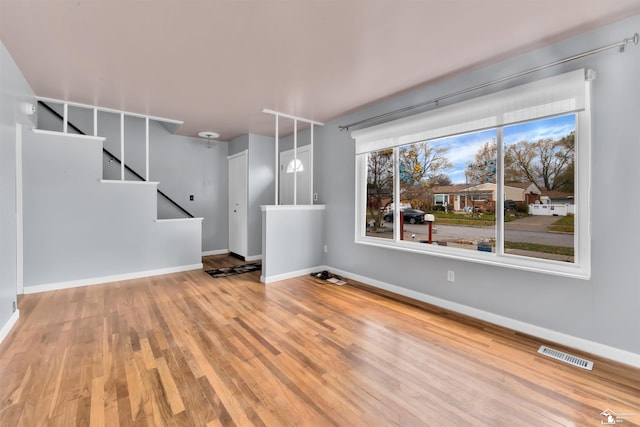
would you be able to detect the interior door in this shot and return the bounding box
[279,146,311,205]
[228,151,248,258]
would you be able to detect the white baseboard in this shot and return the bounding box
[202,249,229,256]
[200,250,260,261]
[264,264,639,369]
[0,310,20,345]
[261,265,325,284]
[327,266,640,369]
[23,263,203,294]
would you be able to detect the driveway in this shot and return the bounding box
[504,215,559,232]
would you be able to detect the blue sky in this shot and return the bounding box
[421,114,576,184]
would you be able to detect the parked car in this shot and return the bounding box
[383,209,426,224]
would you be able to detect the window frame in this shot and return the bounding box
[354,71,592,279]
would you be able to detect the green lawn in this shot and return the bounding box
[504,241,574,257]
[548,215,574,233]
[431,212,497,227]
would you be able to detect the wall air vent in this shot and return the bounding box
[538,345,594,371]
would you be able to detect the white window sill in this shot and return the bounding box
[355,236,590,280]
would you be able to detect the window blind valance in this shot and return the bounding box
[352,68,588,155]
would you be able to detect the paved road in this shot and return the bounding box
[398,218,573,247]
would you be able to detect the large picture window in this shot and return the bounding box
[353,70,591,278]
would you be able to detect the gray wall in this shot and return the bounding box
[0,40,36,329]
[262,206,325,281]
[22,131,202,287]
[248,134,275,257]
[146,123,228,253]
[317,16,640,356]
[37,104,228,253]
[228,134,249,156]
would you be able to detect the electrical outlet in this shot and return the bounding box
[313,193,318,201]
[324,245,328,253]
[447,270,455,282]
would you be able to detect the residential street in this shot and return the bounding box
[398,215,574,247]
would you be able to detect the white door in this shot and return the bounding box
[228,151,248,258]
[279,146,311,205]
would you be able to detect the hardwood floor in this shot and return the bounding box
[0,254,638,426]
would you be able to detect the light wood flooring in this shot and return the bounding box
[0,254,638,426]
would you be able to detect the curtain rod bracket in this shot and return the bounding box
[620,33,639,52]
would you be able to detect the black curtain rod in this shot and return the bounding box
[339,32,639,132]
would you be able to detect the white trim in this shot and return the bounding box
[99,179,159,185]
[327,266,640,369]
[0,310,20,345]
[261,265,324,284]
[200,251,261,261]
[145,117,150,181]
[258,264,639,368]
[262,108,324,127]
[354,111,591,280]
[23,264,203,294]
[120,113,125,180]
[32,128,105,142]
[202,249,229,256]
[294,118,297,205]
[227,150,248,160]
[93,108,98,136]
[355,237,589,280]
[310,124,314,206]
[63,103,68,133]
[16,124,24,295]
[155,218,204,223]
[260,204,326,212]
[275,114,279,205]
[37,96,183,126]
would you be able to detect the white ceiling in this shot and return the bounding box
[1,1,639,140]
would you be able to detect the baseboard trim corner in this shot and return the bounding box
[0,310,20,346]
[202,249,229,256]
[261,265,326,284]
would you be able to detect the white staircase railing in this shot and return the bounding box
[36,97,183,182]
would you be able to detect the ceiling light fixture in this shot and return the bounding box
[198,131,220,148]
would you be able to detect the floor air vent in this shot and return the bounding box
[537,345,594,371]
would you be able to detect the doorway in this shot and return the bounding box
[228,150,248,259]
[279,145,311,205]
